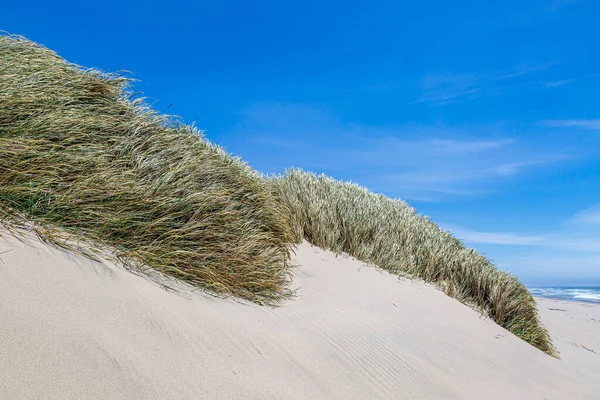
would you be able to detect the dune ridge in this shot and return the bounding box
[1,33,553,354]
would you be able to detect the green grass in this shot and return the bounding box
[272,169,557,356]
[0,34,295,304]
[0,33,557,356]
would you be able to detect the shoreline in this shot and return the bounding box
[529,286,600,305]
[534,295,600,305]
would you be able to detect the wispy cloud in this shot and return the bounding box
[544,78,577,87]
[415,65,557,105]
[227,103,569,201]
[492,155,571,176]
[569,205,600,226]
[559,238,600,252]
[443,225,547,246]
[500,254,600,286]
[548,0,578,12]
[447,222,600,284]
[541,119,600,130]
[444,218,600,252]
[429,139,512,153]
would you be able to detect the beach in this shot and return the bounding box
[535,297,600,386]
[1,229,598,400]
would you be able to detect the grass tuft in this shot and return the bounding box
[0,34,295,304]
[272,169,558,356]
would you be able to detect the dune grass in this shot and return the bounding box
[272,169,557,356]
[0,34,295,303]
[1,33,556,355]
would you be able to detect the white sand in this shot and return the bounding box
[1,229,599,400]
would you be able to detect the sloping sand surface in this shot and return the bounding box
[536,297,600,387]
[1,230,598,399]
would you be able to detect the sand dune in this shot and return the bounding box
[1,229,598,399]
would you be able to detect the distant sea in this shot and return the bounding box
[529,287,600,304]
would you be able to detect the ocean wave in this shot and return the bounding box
[529,287,600,304]
[573,293,600,301]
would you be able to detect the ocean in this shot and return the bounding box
[529,287,600,304]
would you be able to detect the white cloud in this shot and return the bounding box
[569,205,600,226]
[443,223,600,252]
[542,119,600,130]
[492,155,571,176]
[443,225,547,246]
[544,78,576,87]
[320,136,565,200]
[227,103,569,201]
[549,0,578,12]
[499,254,600,286]
[429,139,512,153]
[416,65,553,105]
[441,219,600,284]
[560,238,600,252]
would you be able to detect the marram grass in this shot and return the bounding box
[0,34,295,304]
[272,169,557,356]
[0,33,556,356]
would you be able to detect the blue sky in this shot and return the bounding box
[3,0,599,285]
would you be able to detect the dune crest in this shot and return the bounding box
[0,34,554,353]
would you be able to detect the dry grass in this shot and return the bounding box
[272,169,557,356]
[0,34,294,304]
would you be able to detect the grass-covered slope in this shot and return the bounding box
[273,169,557,356]
[0,34,556,355]
[0,34,294,303]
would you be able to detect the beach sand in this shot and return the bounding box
[1,229,598,399]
